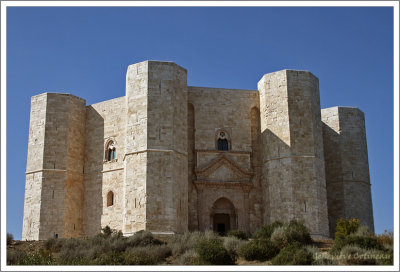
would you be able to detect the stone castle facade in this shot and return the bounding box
[22,60,374,240]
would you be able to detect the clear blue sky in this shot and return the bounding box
[6,7,394,240]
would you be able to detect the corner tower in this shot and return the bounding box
[124,61,188,235]
[22,93,86,240]
[321,107,374,236]
[258,70,329,238]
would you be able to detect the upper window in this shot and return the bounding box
[216,131,230,151]
[105,140,116,161]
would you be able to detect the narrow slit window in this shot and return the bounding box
[107,191,114,207]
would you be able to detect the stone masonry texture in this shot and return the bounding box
[22,60,374,240]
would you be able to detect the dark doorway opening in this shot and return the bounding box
[213,213,230,235]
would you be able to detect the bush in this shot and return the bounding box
[17,252,54,265]
[270,219,312,248]
[304,246,338,265]
[354,225,373,237]
[375,230,393,246]
[7,233,14,245]
[196,239,234,265]
[335,218,360,240]
[121,250,154,265]
[7,249,27,265]
[126,245,171,263]
[101,225,112,237]
[252,221,283,240]
[238,239,279,262]
[223,236,246,261]
[339,245,376,265]
[169,231,205,256]
[44,238,56,251]
[94,252,126,265]
[270,242,313,265]
[312,257,337,265]
[376,246,393,265]
[330,234,383,255]
[173,248,202,265]
[126,230,163,247]
[227,230,248,240]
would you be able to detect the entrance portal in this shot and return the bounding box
[211,197,236,235]
[213,213,230,235]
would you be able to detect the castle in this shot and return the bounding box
[22,60,374,240]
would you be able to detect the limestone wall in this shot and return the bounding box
[145,62,188,233]
[23,94,47,240]
[258,70,329,237]
[188,87,263,233]
[322,107,374,236]
[83,96,126,236]
[23,93,86,240]
[22,61,374,240]
[124,61,148,234]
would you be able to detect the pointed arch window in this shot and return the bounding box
[216,131,230,151]
[105,140,116,162]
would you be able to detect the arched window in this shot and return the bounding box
[105,140,116,161]
[216,131,230,151]
[107,191,114,207]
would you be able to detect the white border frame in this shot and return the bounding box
[1,1,398,271]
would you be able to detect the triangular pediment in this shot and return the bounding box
[195,154,253,182]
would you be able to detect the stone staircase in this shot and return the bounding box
[313,239,334,252]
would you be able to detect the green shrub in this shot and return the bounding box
[204,229,219,240]
[270,242,313,265]
[7,249,27,265]
[169,231,205,256]
[123,250,156,265]
[223,236,246,261]
[312,256,337,265]
[227,230,247,240]
[126,230,163,248]
[304,246,337,265]
[18,252,54,265]
[44,238,56,251]
[173,248,202,265]
[126,245,171,263]
[238,239,279,262]
[196,239,234,265]
[377,247,393,265]
[93,251,125,265]
[101,225,112,237]
[252,221,283,239]
[7,233,14,245]
[339,245,376,265]
[330,234,383,255]
[270,219,312,248]
[335,218,360,240]
[354,225,373,237]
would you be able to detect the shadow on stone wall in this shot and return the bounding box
[83,106,104,236]
[322,122,344,238]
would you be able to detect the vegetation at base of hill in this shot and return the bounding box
[270,242,313,265]
[7,220,393,265]
[329,218,393,265]
[226,229,248,240]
